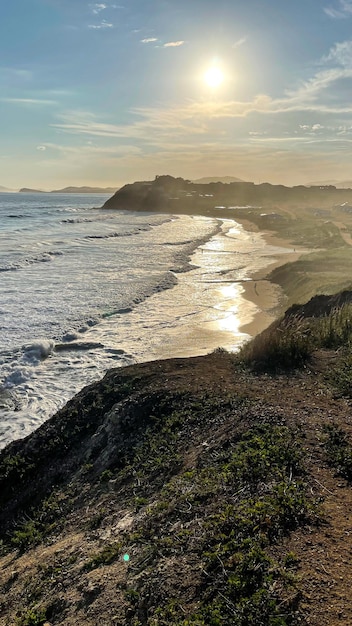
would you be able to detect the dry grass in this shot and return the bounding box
[239,303,352,371]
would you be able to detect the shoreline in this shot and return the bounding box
[234,220,309,338]
[147,217,308,360]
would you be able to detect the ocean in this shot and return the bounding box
[0,192,289,449]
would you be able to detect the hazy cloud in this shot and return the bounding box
[324,40,352,66]
[90,2,121,13]
[39,141,141,156]
[0,67,33,81]
[232,37,247,48]
[91,3,107,14]
[141,37,158,43]
[299,124,325,132]
[0,97,56,105]
[324,0,352,18]
[163,41,185,47]
[88,20,113,29]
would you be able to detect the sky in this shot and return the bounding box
[3,1,352,189]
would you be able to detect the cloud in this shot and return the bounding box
[0,67,33,81]
[91,3,107,14]
[90,2,122,13]
[88,20,113,29]
[298,124,325,135]
[324,0,352,17]
[38,141,141,157]
[140,38,184,47]
[232,37,247,48]
[0,97,56,105]
[163,41,185,47]
[324,40,352,67]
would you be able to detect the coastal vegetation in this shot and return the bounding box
[1,292,352,624]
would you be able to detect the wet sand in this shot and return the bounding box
[239,228,308,337]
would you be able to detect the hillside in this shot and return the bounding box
[2,296,352,625]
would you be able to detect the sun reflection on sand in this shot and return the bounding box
[214,283,248,334]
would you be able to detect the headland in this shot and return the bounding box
[104,174,352,336]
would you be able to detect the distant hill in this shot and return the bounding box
[0,185,16,192]
[192,176,245,184]
[308,180,352,189]
[19,186,118,194]
[50,186,118,194]
[19,187,44,193]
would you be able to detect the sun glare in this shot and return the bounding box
[204,66,224,89]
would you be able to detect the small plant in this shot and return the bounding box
[85,541,122,570]
[11,520,43,552]
[100,469,113,482]
[16,606,47,626]
[323,424,352,480]
[134,496,148,510]
[86,509,106,530]
[81,462,93,475]
[328,351,352,397]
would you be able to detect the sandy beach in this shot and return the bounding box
[234,220,309,338]
[144,220,309,361]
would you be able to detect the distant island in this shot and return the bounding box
[19,187,44,193]
[50,186,118,194]
[19,186,118,194]
[0,185,16,192]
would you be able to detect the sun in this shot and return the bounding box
[204,66,224,89]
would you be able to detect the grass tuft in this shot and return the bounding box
[323,424,352,480]
[239,303,352,371]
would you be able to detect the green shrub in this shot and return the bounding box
[323,424,352,480]
[85,541,122,570]
[16,607,47,626]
